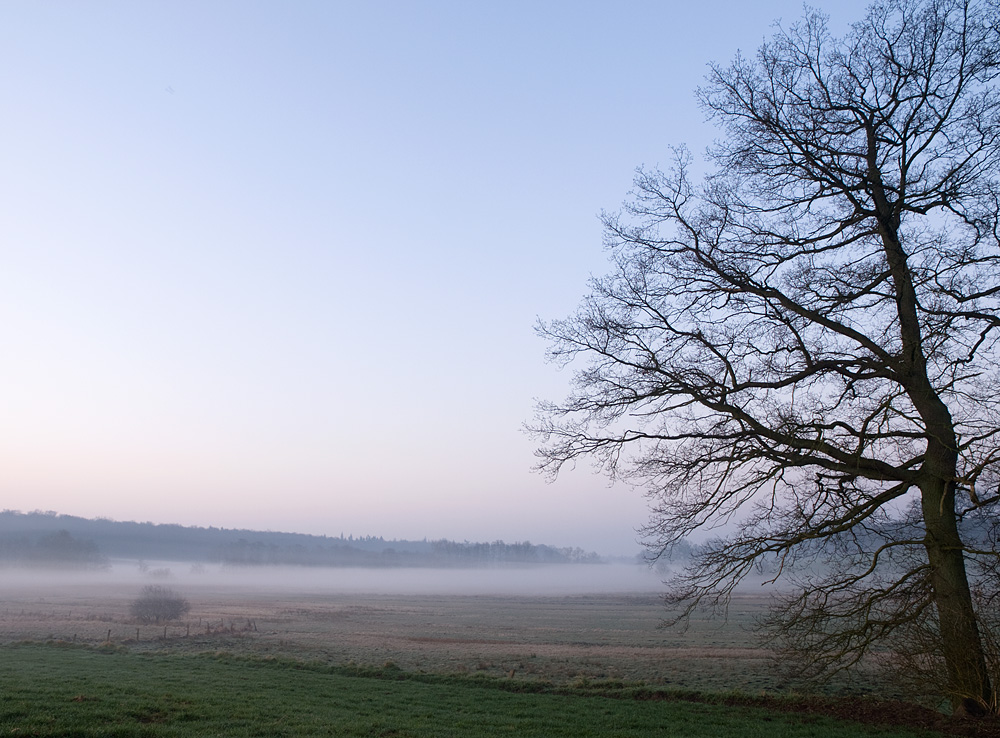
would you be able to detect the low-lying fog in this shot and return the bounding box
[0,561,670,596]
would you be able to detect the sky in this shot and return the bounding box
[0,1,871,556]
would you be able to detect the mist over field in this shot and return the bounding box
[0,512,790,600]
[0,560,666,597]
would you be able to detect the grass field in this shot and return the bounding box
[0,642,942,737]
[0,569,786,692]
[0,565,973,736]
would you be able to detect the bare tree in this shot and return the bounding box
[533,0,1000,715]
[129,585,191,624]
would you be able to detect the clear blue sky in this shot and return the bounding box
[0,1,869,555]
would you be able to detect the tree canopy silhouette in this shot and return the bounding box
[534,0,1000,714]
[129,585,191,624]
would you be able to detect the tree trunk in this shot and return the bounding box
[921,473,993,714]
[913,382,992,714]
[872,154,994,715]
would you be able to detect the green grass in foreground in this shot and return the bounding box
[0,642,938,737]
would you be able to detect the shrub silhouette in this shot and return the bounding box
[129,585,190,623]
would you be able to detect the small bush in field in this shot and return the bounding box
[129,585,190,623]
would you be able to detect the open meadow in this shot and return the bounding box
[0,563,781,692]
[0,563,978,736]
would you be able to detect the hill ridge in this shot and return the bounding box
[0,510,602,568]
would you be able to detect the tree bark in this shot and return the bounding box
[921,468,993,714]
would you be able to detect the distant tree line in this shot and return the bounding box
[215,538,600,567]
[429,540,600,565]
[0,511,603,568]
[0,528,108,569]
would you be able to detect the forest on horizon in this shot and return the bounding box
[0,510,608,569]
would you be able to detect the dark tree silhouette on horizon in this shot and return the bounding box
[533,0,1000,714]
